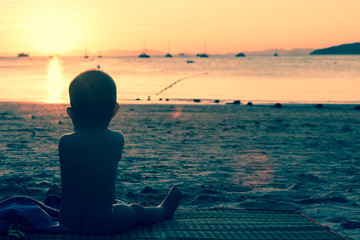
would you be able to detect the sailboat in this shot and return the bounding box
[274,46,278,56]
[83,40,89,58]
[165,41,172,58]
[97,44,103,58]
[84,47,89,58]
[197,41,209,58]
[139,39,150,58]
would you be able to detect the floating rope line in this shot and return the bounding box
[155,72,208,96]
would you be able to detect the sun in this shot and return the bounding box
[32,16,81,54]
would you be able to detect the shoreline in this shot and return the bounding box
[0,100,360,107]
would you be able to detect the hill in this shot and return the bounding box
[310,42,360,55]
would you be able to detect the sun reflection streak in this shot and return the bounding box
[46,57,64,103]
[231,151,274,187]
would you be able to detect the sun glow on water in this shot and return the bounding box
[0,56,359,104]
[46,57,64,103]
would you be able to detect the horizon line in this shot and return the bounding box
[1,47,317,57]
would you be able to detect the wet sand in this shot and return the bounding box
[0,102,359,239]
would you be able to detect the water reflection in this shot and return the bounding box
[46,57,63,103]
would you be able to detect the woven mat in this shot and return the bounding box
[1,209,347,240]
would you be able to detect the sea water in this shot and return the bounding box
[0,55,359,104]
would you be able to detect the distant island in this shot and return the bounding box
[310,42,360,55]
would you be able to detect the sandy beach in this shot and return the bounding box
[0,102,359,239]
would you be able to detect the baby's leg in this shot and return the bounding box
[109,204,140,233]
[135,186,182,225]
[78,204,139,234]
[111,186,182,231]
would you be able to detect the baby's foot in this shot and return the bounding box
[160,186,182,219]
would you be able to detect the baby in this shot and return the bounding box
[59,70,181,234]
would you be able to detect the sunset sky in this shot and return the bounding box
[1,0,360,55]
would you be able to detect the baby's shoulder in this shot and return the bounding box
[58,132,77,151]
[107,129,125,145]
[59,132,74,143]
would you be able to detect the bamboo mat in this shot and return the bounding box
[1,209,347,240]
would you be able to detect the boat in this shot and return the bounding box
[235,53,246,57]
[139,52,150,58]
[17,53,29,57]
[187,60,195,63]
[84,49,89,58]
[97,44,103,58]
[274,46,278,56]
[164,41,172,57]
[84,41,89,58]
[197,41,209,57]
[139,38,150,58]
[196,53,208,58]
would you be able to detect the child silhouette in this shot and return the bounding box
[59,70,181,234]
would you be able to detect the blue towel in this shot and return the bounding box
[0,196,72,234]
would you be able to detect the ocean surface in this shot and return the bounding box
[0,55,359,104]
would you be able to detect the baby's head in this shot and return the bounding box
[68,70,118,129]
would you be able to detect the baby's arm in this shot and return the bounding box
[112,130,125,162]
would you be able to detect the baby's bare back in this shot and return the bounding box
[58,128,124,233]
